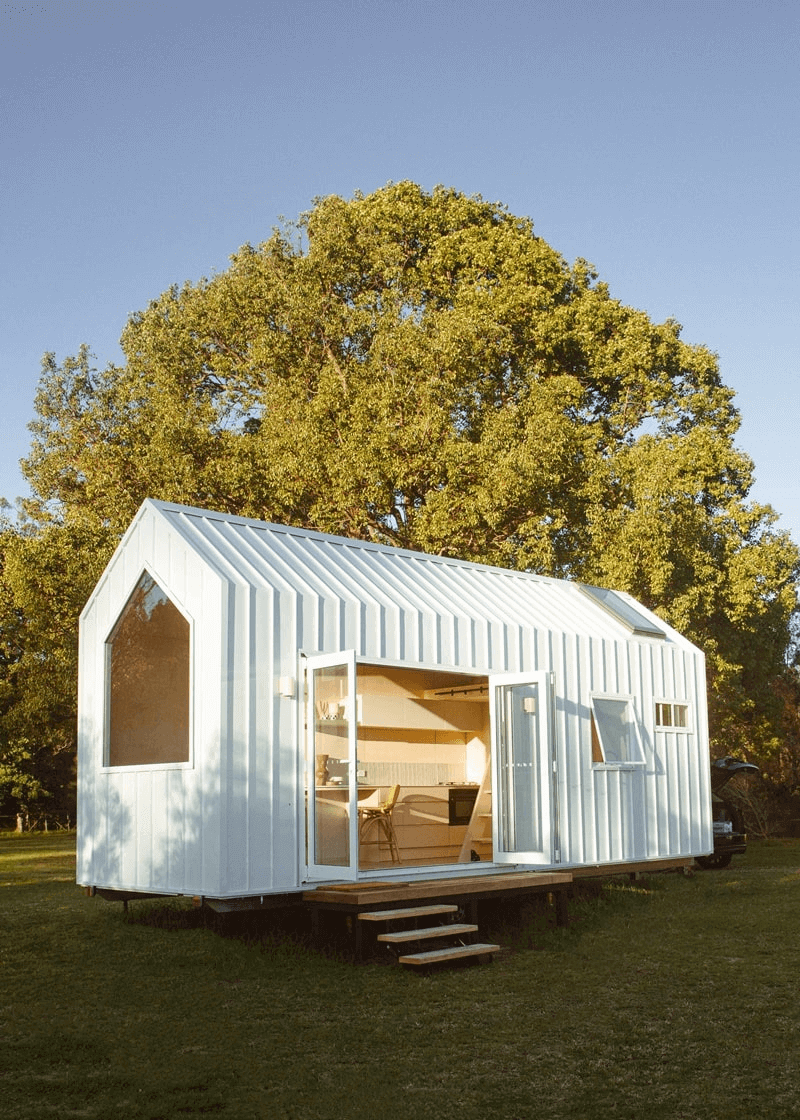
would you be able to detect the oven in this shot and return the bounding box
[448,786,479,826]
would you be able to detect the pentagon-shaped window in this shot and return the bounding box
[106,573,190,767]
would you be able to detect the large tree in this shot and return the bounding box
[4,181,798,809]
[0,516,111,813]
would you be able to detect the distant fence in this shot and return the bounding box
[0,812,74,833]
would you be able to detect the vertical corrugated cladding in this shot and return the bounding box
[355,547,439,664]
[668,643,691,853]
[225,525,333,892]
[167,522,196,892]
[406,555,475,669]
[693,643,712,852]
[262,532,368,875]
[613,635,646,861]
[106,512,137,889]
[398,554,546,675]
[455,558,514,670]
[556,629,583,865]
[235,525,308,891]
[81,505,143,891]
[579,631,645,865]
[164,512,230,896]
[573,630,592,862]
[641,639,666,856]
[306,538,385,659]
[394,554,448,665]
[655,639,677,853]
[673,641,710,855]
[265,531,347,655]
[242,529,278,893]
[632,639,659,859]
[219,538,248,897]
[134,509,159,890]
[271,577,299,891]
[691,644,712,853]
[178,543,220,895]
[656,641,683,855]
[455,563,522,672]
[253,530,382,886]
[181,517,254,897]
[229,519,299,894]
[209,518,340,895]
[130,507,197,893]
[340,546,406,661]
[639,635,710,859]
[582,633,604,863]
[148,511,180,892]
[452,565,497,669]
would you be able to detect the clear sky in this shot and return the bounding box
[2,0,798,545]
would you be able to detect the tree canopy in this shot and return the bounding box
[2,181,798,813]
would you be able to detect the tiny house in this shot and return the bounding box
[77,500,713,902]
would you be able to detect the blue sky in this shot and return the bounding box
[2,0,798,545]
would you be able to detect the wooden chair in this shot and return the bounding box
[358,784,401,863]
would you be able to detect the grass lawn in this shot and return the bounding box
[2,833,800,1119]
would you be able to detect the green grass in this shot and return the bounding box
[3,833,800,1119]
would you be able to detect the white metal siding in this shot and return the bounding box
[78,506,229,896]
[78,499,712,898]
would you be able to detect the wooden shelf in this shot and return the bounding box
[358,693,484,732]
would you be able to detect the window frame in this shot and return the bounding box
[590,693,646,771]
[654,700,692,733]
[102,568,195,772]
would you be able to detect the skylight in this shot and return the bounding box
[578,584,666,639]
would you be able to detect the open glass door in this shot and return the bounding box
[304,651,358,881]
[490,670,555,866]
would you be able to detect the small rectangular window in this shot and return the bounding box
[655,702,689,730]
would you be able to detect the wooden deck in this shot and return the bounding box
[303,869,573,959]
[301,857,695,960]
[569,857,694,879]
[304,869,573,908]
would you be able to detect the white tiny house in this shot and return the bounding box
[77,499,713,901]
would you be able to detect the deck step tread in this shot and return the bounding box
[378,923,478,944]
[358,904,459,922]
[399,943,501,967]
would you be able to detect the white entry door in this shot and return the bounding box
[304,650,358,881]
[490,671,556,866]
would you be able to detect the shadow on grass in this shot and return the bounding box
[479,874,670,954]
[120,895,344,961]
[120,873,673,965]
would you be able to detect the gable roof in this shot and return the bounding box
[97,499,683,657]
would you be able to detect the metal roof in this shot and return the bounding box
[138,500,683,659]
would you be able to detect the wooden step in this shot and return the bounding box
[378,923,478,944]
[358,904,459,923]
[399,943,501,968]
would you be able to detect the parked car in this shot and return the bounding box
[696,756,759,869]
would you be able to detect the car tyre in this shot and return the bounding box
[695,851,733,870]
